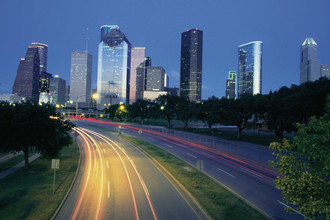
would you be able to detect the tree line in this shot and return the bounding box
[105,77,330,138]
[0,102,74,168]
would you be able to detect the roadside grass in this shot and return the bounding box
[0,143,79,220]
[122,135,266,220]
[174,127,287,146]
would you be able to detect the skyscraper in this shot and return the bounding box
[300,38,321,84]
[12,46,40,103]
[97,25,131,109]
[225,71,236,99]
[70,51,92,108]
[50,75,66,105]
[146,66,165,91]
[180,28,203,102]
[129,47,146,104]
[31,42,48,73]
[238,41,263,97]
[135,57,151,101]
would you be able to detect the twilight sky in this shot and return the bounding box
[0,0,329,99]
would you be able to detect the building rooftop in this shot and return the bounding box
[302,37,317,46]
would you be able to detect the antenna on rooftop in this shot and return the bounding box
[85,27,89,53]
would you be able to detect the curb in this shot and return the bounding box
[51,140,82,220]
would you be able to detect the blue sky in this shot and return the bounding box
[1,0,329,99]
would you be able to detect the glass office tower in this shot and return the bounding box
[97,25,131,109]
[180,29,203,102]
[300,38,321,84]
[238,41,263,97]
[70,51,92,108]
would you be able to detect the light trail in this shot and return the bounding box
[77,128,105,220]
[82,128,158,220]
[70,129,93,220]
[80,128,140,220]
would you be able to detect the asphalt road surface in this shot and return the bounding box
[54,125,205,220]
[77,118,306,220]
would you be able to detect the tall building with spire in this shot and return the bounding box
[180,28,203,102]
[238,41,263,97]
[70,51,92,108]
[12,46,40,103]
[300,37,321,84]
[96,25,131,109]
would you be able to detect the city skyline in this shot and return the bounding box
[1,1,330,100]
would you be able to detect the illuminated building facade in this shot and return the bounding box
[180,28,203,102]
[31,42,48,73]
[225,71,236,99]
[146,66,165,91]
[70,51,92,108]
[97,25,131,109]
[300,38,321,84]
[12,46,40,103]
[129,47,146,104]
[238,41,263,97]
[50,75,66,105]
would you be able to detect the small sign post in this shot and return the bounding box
[138,130,143,134]
[118,126,122,134]
[51,159,60,194]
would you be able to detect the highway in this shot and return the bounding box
[54,125,205,220]
[78,118,306,220]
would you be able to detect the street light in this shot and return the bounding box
[75,93,99,117]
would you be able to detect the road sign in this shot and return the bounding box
[138,130,143,134]
[51,159,60,169]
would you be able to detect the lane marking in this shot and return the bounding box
[82,128,156,220]
[277,200,305,217]
[217,168,235,178]
[106,160,109,169]
[108,181,110,199]
[186,153,197,159]
[164,144,173,148]
[240,167,263,178]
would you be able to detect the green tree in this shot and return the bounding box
[176,97,195,128]
[127,99,151,124]
[220,94,254,139]
[0,102,74,168]
[105,104,119,120]
[270,113,330,219]
[195,96,221,129]
[156,94,181,128]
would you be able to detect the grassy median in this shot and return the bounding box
[122,135,266,220]
[0,143,79,220]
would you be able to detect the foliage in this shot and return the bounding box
[127,99,151,124]
[195,96,221,129]
[105,104,119,120]
[175,97,195,128]
[270,115,330,219]
[0,102,74,168]
[155,94,181,127]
